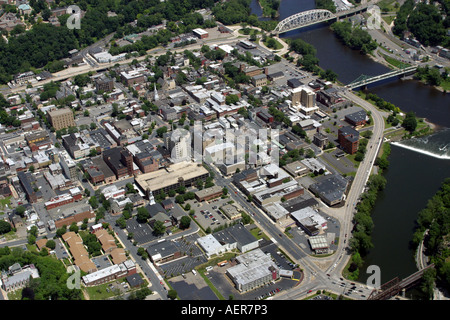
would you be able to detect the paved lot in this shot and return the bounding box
[157,234,208,278]
[169,272,218,300]
[126,218,158,244]
[188,195,237,231]
[260,242,297,271]
[35,175,57,202]
[92,255,113,270]
[320,150,357,175]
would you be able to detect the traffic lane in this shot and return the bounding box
[114,227,168,299]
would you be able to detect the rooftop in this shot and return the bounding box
[135,161,208,192]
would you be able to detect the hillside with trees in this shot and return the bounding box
[412,178,450,298]
[393,0,449,47]
[0,0,221,83]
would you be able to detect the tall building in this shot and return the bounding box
[153,83,159,101]
[164,130,191,163]
[290,86,315,109]
[103,147,134,179]
[95,76,114,93]
[301,87,315,109]
[47,108,76,131]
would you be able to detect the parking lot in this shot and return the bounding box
[92,255,113,270]
[188,196,238,231]
[169,271,218,300]
[126,218,158,245]
[320,149,358,175]
[156,234,208,278]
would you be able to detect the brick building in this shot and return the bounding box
[338,126,360,155]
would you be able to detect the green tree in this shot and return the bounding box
[168,289,178,300]
[152,220,166,236]
[136,207,150,223]
[15,205,26,217]
[45,240,56,250]
[402,112,418,133]
[180,216,191,230]
[89,196,99,209]
[0,220,12,234]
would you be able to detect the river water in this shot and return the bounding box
[251,0,450,294]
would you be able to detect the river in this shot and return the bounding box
[250,0,450,297]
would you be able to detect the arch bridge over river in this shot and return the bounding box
[273,4,370,35]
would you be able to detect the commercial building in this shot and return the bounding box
[253,180,304,206]
[226,248,279,292]
[214,224,259,253]
[47,108,76,131]
[135,161,209,197]
[95,76,114,93]
[345,110,367,127]
[309,174,349,206]
[192,28,209,39]
[313,132,328,149]
[251,74,268,87]
[284,160,310,178]
[219,203,241,220]
[120,70,145,86]
[44,188,82,210]
[195,185,223,202]
[290,207,327,236]
[290,86,315,109]
[17,171,41,203]
[82,260,136,286]
[146,240,184,264]
[308,235,329,254]
[103,147,134,179]
[164,130,191,163]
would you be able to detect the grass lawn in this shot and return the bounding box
[380,53,410,69]
[263,37,283,50]
[84,279,128,300]
[440,78,450,91]
[377,0,399,12]
[382,15,396,25]
[346,153,361,168]
[249,226,270,241]
[0,196,11,209]
[7,289,23,300]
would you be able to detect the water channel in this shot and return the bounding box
[251,0,450,296]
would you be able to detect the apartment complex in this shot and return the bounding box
[47,108,76,130]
